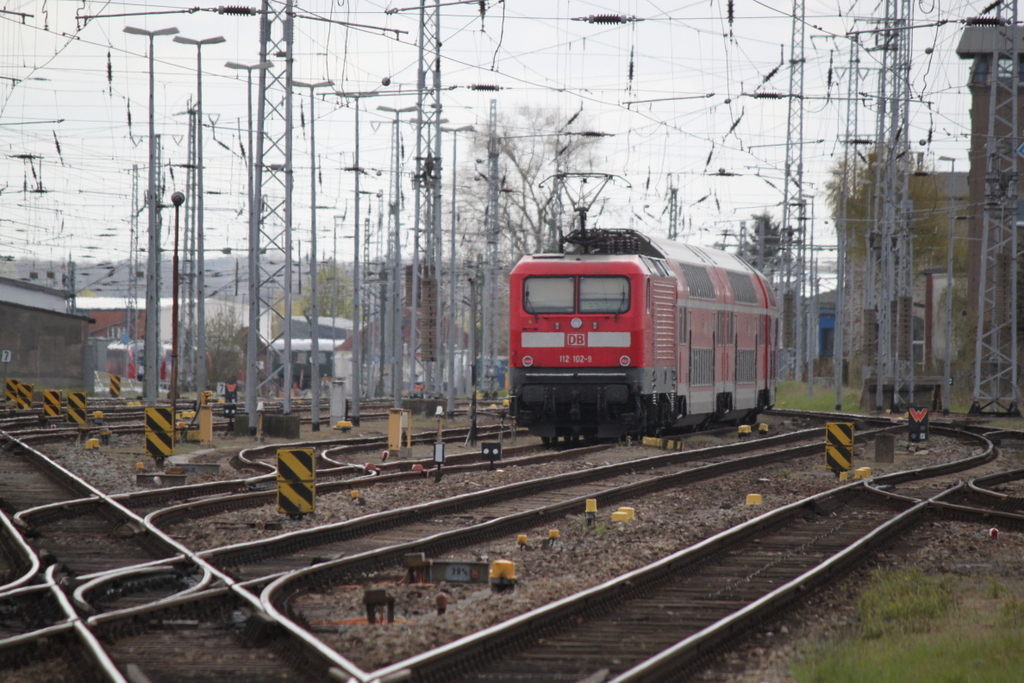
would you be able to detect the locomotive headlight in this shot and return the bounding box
[522,356,534,367]
[571,317,583,329]
[619,355,631,367]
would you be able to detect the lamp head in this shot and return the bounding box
[171,192,185,207]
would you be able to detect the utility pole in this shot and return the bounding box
[380,104,417,407]
[482,99,500,395]
[251,0,296,418]
[294,80,333,430]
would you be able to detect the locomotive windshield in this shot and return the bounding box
[579,276,630,313]
[523,276,575,314]
[523,275,630,314]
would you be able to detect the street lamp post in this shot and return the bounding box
[170,191,186,421]
[378,104,417,409]
[440,124,474,416]
[939,156,956,415]
[124,25,178,406]
[175,34,225,397]
[293,80,333,431]
[225,61,272,430]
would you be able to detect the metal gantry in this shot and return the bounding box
[248,0,296,421]
[870,0,914,411]
[971,6,1021,415]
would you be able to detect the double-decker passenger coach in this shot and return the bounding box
[508,228,778,442]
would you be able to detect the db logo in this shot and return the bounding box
[567,333,586,346]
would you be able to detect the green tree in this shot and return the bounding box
[825,151,960,272]
[206,308,245,386]
[297,260,353,320]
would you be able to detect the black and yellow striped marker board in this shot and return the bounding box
[277,448,315,515]
[67,392,87,425]
[43,390,62,418]
[825,422,854,475]
[5,379,18,405]
[145,406,174,460]
[109,375,121,398]
[16,382,33,410]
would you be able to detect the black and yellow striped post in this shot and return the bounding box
[16,382,33,410]
[4,379,18,406]
[42,390,61,418]
[145,407,174,466]
[277,448,315,516]
[109,374,121,398]
[825,422,854,476]
[67,392,87,426]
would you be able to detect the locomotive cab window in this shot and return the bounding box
[579,276,630,314]
[523,276,575,314]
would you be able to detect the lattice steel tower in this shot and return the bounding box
[247,0,296,420]
[779,0,806,382]
[967,8,1021,415]
[411,0,444,396]
[870,0,915,411]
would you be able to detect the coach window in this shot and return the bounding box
[523,276,575,314]
[579,276,630,314]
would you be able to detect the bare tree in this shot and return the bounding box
[459,105,603,261]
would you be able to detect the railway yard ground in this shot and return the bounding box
[4,403,1024,682]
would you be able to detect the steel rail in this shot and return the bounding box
[1,430,369,681]
[0,508,40,593]
[361,429,993,683]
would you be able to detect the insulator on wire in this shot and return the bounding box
[470,84,501,91]
[217,6,257,15]
[753,92,783,99]
[575,14,639,24]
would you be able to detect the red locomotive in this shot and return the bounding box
[508,228,778,442]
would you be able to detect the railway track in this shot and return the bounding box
[363,428,1001,683]
[0,409,1016,683]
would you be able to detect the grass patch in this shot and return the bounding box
[855,568,957,638]
[791,569,1024,683]
[773,381,864,413]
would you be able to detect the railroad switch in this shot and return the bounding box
[758,423,770,436]
[84,438,100,450]
[489,560,517,593]
[363,588,396,624]
[350,489,365,505]
[746,494,762,505]
[516,534,530,550]
[334,420,352,432]
[611,511,629,523]
[617,507,635,520]
[738,424,752,438]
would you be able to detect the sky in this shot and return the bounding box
[0,0,984,289]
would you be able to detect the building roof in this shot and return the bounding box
[956,25,1024,58]
[0,276,71,314]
